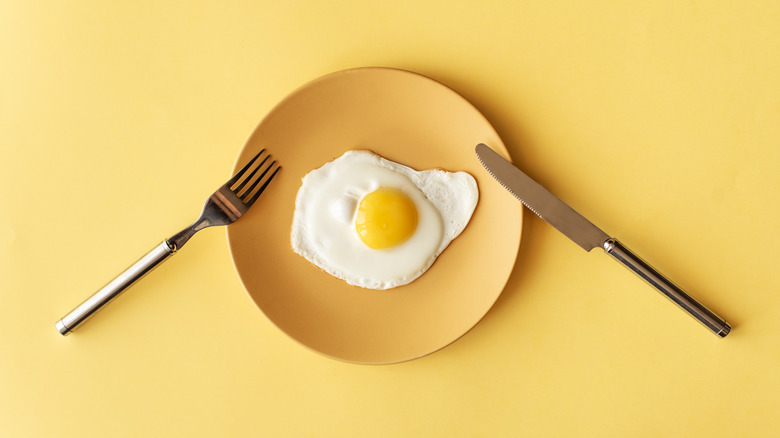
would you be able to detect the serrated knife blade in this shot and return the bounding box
[476,143,730,338]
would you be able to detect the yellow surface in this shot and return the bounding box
[1,0,778,436]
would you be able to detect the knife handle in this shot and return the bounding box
[56,240,176,335]
[603,238,730,337]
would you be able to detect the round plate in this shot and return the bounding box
[227,67,522,364]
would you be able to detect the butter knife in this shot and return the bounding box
[476,143,730,337]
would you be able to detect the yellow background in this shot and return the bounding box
[2,0,779,436]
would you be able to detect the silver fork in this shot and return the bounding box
[56,149,280,335]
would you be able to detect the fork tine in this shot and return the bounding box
[233,154,271,194]
[238,158,277,199]
[243,162,281,208]
[235,154,274,197]
[227,148,266,187]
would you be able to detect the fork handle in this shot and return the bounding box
[56,241,176,335]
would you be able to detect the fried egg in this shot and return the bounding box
[290,150,478,289]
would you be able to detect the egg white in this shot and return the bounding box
[291,150,478,290]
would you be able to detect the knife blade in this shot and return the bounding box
[476,143,730,337]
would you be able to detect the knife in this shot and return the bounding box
[476,143,730,337]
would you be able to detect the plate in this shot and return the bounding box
[227,67,522,364]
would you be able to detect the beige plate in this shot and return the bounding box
[227,67,523,364]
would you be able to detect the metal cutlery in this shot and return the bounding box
[56,149,280,335]
[476,143,730,337]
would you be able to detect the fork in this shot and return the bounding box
[56,149,280,335]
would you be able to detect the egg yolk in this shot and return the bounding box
[355,188,418,249]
